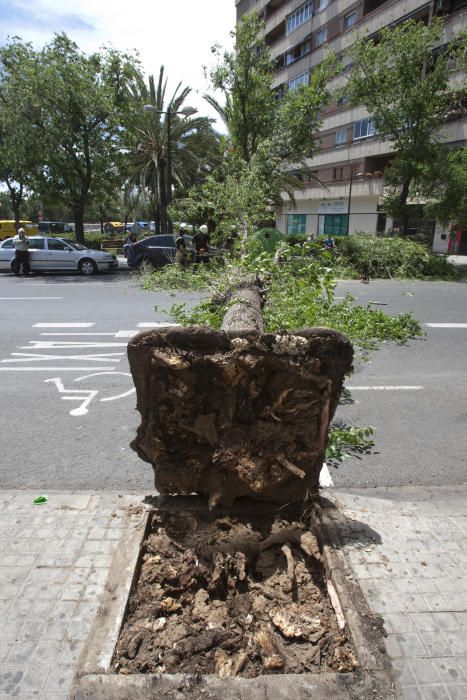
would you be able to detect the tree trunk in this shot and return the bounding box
[12,200,21,231]
[220,279,264,334]
[158,164,168,234]
[73,205,85,244]
[128,280,353,508]
[99,205,105,234]
[399,179,411,236]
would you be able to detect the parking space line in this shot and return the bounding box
[348,385,423,391]
[34,322,95,328]
[137,322,180,328]
[0,297,62,300]
[425,323,467,328]
[0,367,117,371]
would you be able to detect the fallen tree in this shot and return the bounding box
[128,279,353,507]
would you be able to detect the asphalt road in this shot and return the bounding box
[332,278,467,488]
[0,269,465,491]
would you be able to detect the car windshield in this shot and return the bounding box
[61,239,87,251]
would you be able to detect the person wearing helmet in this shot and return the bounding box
[12,227,30,276]
[192,224,210,263]
[175,223,189,267]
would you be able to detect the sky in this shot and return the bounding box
[0,0,236,126]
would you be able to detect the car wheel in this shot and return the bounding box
[79,258,98,275]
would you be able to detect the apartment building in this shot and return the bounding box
[235,0,467,252]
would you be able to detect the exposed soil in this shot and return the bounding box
[114,508,358,678]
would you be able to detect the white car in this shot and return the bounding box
[0,237,118,275]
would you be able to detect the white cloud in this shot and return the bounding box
[0,0,236,125]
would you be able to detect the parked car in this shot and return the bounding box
[126,234,223,269]
[0,236,118,275]
[0,220,38,240]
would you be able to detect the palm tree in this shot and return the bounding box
[128,67,219,233]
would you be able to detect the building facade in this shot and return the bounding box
[235,0,467,251]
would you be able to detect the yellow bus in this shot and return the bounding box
[0,220,39,240]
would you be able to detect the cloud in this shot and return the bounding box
[0,0,235,126]
[0,0,95,35]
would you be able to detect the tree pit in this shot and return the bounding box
[114,505,358,678]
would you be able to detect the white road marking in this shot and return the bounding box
[319,462,333,488]
[34,323,95,328]
[44,377,98,417]
[0,297,62,300]
[22,342,127,349]
[348,385,423,391]
[137,322,180,328]
[115,330,140,338]
[0,367,117,371]
[2,352,123,363]
[40,332,118,336]
[426,323,467,328]
[74,371,136,403]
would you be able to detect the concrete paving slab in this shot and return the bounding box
[329,486,467,699]
[0,490,146,699]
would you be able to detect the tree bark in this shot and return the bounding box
[220,279,264,334]
[128,296,353,507]
[73,204,85,244]
[399,178,411,235]
[158,163,168,233]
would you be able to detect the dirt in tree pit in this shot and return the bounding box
[114,508,358,678]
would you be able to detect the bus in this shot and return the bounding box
[0,220,39,240]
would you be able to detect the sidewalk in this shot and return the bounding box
[0,486,466,699]
[329,486,467,700]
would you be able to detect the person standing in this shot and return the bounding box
[123,232,136,259]
[175,225,189,267]
[192,224,211,263]
[12,227,30,276]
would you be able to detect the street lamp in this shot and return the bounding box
[143,104,197,234]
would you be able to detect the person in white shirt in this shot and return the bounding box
[12,228,30,276]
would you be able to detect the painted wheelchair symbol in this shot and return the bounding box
[45,372,136,416]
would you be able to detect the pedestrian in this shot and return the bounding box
[192,224,211,263]
[175,224,189,267]
[323,234,335,250]
[12,227,30,276]
[123,232,136,259]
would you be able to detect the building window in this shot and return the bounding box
[288,71,310,91]
[353,118,376,140]
[318,214,348,236]
[333,167,344,179]
[285,37,312,67]
[287,214,307,235]
[286,1,312,35]
[315,29,327,47]
[337,95,349,107]
[344,11,357,28]
[335,129,347,145]
[316,0,330,11]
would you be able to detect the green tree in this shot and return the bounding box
[345,19,466,233]
[205,12,335,205]
[0,39,41,227]
[30,34,140,242]
[127,67,220,233]
[425,147,467,227]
